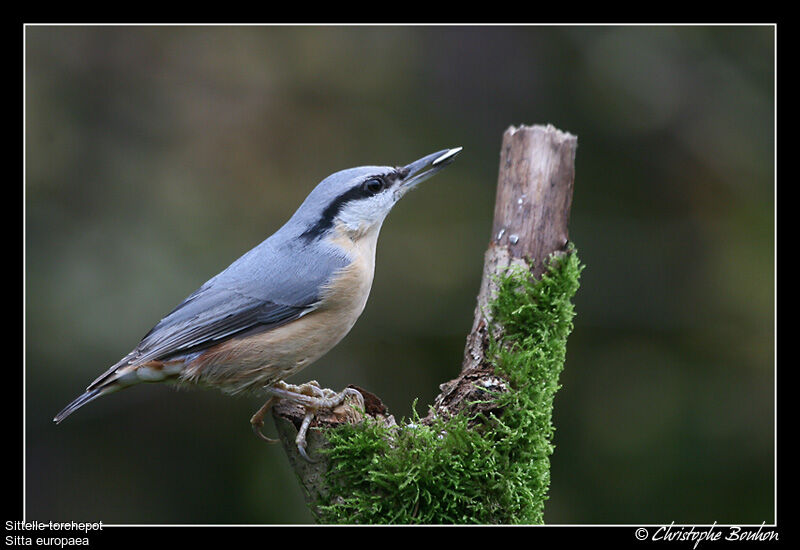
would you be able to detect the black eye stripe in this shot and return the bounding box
[299,174,391,241]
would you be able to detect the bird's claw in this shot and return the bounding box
[251,421,280,444]
[252,381,364,463]
[295,409,319,463]
[250,396,280,444]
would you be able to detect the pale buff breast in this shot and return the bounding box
[181,224,379,393]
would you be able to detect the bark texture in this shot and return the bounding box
[429,124,577,421]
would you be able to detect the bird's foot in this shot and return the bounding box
[250,396,281,443]
[254,380,364,462]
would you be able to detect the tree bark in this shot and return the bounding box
[272,123,578,518]
[428,124,577,421]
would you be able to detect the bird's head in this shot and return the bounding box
[290,147,462,242]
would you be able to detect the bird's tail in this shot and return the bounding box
[54,360,180,423]
[53,387,111,424]
[53,365,138,424]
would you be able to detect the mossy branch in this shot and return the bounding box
[272,124,581,524]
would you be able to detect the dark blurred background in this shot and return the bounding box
[24,25,774,524]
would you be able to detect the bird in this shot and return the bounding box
[54,147,462,460]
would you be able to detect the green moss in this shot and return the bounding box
[315,246,583,524]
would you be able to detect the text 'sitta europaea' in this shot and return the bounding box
[55,147,462,461]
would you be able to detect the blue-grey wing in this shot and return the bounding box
[88,238,347,389]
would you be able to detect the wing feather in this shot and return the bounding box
[88,238,348,390]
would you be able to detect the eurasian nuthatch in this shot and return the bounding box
[54,147,462,460]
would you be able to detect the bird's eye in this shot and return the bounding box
[363,178,385,195]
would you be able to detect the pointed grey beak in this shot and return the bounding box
[397,147,462,193]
